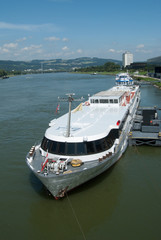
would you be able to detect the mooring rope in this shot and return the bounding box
[66,193,87,240]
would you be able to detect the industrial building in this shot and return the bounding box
[155,66,161,78]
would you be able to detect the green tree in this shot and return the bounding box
[0,69,7,77]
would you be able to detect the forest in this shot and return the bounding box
[75,62,121,73]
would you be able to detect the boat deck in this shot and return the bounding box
[27,147,113,177]
[46,85,139,143]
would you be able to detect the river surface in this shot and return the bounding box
[0,72,161,240]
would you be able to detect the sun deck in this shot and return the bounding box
[46,85,137,142]
[46,103,128,142]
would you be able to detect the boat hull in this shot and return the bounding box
[30,137,128,198]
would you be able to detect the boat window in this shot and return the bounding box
[86,142,95,154]
[67,143,76,155]
[59,142,66,154]
[90,99,94,104]
[105,136,113,148]
[41,129,119,156]
[110,99,113,103]
[41,137,47,150]
[101,138,108,150]
[41,137,50,151]
[76,142,87,155]
[94,99,99,103]
[95,139,103,152]
[100,99,109,103]
[114,99,118,103]
[50,141,57,153]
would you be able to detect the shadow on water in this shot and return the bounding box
[28,161,122,240]
[29,173,52,199]
[67,164,116,197]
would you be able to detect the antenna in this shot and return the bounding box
[58,93,84,137]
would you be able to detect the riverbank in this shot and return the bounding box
[133,75,161,89]
[73,70,121,75]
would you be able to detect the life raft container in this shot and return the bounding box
[71,159,83,167]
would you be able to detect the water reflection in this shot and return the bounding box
[29,163,123,240]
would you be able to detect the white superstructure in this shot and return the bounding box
[116,72,133,85]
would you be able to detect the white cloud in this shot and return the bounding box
[62,38,69,42]
[135,48,152,54]
[16,37,27,42]
[45,36,60,41]
[117,50,124,53]
[108,48,115,53]
[21,44,42,52]
[62,46,69,51]
[45,37,69,42]
[108,48,123,53]
[0,48,9,53]
[77,49,82,53]
[136,44,144,49]
[0,22,59,32]
[0,42,18,54]
[3,43,18,48]
[135,44,152,54]
[0,41,44,60]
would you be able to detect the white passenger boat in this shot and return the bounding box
[116,72,133,85]
[26,74,140,199]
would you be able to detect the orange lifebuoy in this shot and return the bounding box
[85,101,90,106]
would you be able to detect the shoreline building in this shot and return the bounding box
[122,51,133,68]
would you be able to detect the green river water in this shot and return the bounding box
[0,72,161,240]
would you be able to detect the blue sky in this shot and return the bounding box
[0,0,161,61]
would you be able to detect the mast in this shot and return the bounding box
[66,93,75,137]
[58,93,84,138]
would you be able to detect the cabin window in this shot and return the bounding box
[100,99,109,103]
[95,139,103,152]
[110,99,113,103]
[41,137,47,149]
[50,141,57,153]
[101,138,108,150]
[41,129,119,156]
[59,142,66,154]
[94,99,99,103]
[86,142,95,154]
[41,137,50,151]
[114,99,118,103]
[76,142,87,155]
[67,143,76,155]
